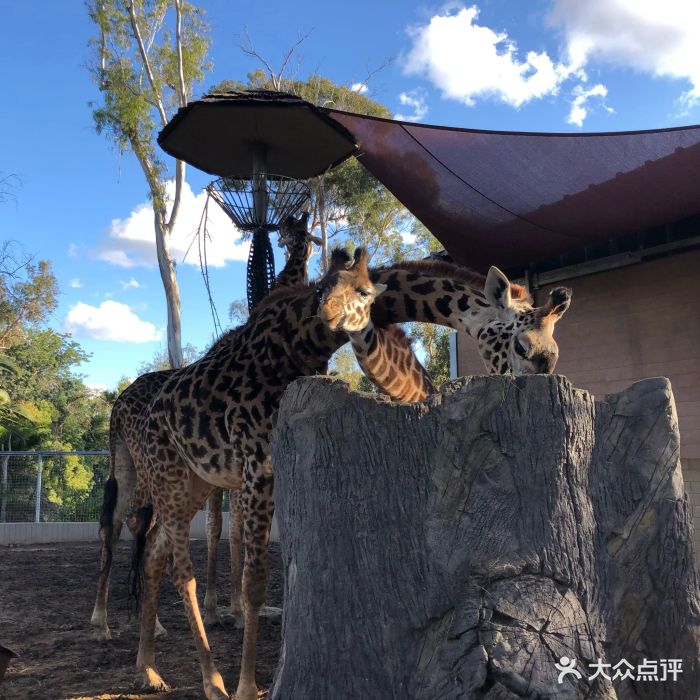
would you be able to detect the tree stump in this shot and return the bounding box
[269,375,700,700]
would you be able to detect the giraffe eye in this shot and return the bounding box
[357,288,370,298]
[514,337,528,357]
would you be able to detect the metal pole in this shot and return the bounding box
[34,453,43,523]
[251,142,268,226]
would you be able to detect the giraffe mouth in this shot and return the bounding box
[326,313,346,330]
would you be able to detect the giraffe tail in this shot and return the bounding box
[98,476,118,576]
[127,503,153,614]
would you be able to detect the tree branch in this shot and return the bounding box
[126,0,168,126]
[174,0,188,107]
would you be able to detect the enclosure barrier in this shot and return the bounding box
[0,450,277,545]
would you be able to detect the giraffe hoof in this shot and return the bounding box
[259,605,282,619]
[139,666,171,693]
[91,625,112,641]
[204,609,223,627]
[221,607,244,628]
[234,681,258,700]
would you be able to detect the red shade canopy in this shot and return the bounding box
[325,109,700,271]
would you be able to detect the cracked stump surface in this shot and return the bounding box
[0,539,282,699]
[270,374,700,700]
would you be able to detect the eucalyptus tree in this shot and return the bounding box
[87,0,210,368]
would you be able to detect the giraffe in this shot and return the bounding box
[111,247,383,699]
[111,250,571,700]
[90,212,312,641]
[203,211,313,627]
[346,258,570,402]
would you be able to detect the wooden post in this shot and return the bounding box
[270,375,700,700]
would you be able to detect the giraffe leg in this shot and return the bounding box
[135,522,171,692]
[236,455,274,700]
[164,503,228,700]
[204,488,223,627]
[91,440,136,641]
[90,519,123,640]
[227,487,244,626]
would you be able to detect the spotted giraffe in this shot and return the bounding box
[90,212,312,641]
[204,211,313,627]
[346,263,564,399]
[110,247,384,700]
[110,250,570,700]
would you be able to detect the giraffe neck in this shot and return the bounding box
[250,284,345,377]
[369,265,496,336]
[274,235,310,288]
[348,322,435,402]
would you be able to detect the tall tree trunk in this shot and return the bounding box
[270,375,700,700]
[154,213,183,369]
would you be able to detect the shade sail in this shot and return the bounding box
[158,90,358,179]
[326,109,700,271]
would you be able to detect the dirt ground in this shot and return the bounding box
[0,539,283,699]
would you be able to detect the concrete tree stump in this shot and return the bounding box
[269,375,700,700]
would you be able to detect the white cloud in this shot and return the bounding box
[68,243,79,257]
[120,277,141,290]
[95,181,250,269]
[568,83,611,127]
[403,6,572,108]
[351,82,369,94]
[69,278,82,288]
[395,89,429,122]
[549,0,700,106]
[64,300,162,343]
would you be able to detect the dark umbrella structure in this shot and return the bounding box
[158,90,357,308]
[159,89,700,277]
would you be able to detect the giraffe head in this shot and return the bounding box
[476,266,571,375]
[278,212,310,248]
[317,248,387,332]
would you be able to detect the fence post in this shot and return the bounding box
[0,452,9,523]
[34,453,43,523]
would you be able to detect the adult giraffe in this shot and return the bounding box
[118,249,570,700]
[90,213,313,641]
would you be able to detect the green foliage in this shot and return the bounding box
[87,0,210,205]
[408,323,452,389]
[137,342,200,374]
[212,73,415,269]
[328,345,366,391]
[228,299,249,326]
[0,242,58,349]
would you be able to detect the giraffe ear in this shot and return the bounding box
[372,283,387,296]
[484,266,513,310]
[544,286,572,320]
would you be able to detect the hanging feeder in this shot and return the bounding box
[207,170,311,309]
[158,89,357,309]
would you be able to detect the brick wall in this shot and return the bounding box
[455,250,700,560]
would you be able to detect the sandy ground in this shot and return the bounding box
[0,539,282,699]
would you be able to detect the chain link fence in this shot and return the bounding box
[0,451,110,523]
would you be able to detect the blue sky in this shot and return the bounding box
[2,0,699,389]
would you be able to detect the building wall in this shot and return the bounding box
[455,250,700,558]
